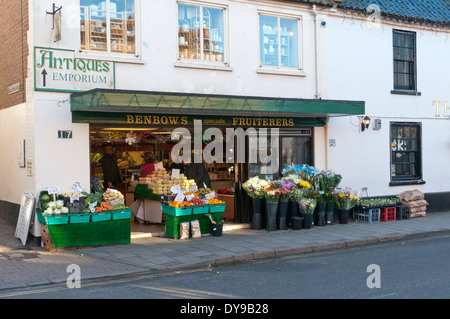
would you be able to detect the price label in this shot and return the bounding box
[185,194,195,201]
[175,193,185,203]
[46,187,60,195]
[107,188,118,193]
[69,197,79,203]
[70,182,84,193]
[171,168,180,179]
[155,162,163,171]
[189,185,197,192]
[205,192,216,200]
[89,201,97,213]
[171,185,182,194]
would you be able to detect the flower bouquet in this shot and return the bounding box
[264,187,281,203]
[298,197,317,215]
[243,177,268,198]
[279,181,295,202]
[335,187,360,210]
[319,170,342,193]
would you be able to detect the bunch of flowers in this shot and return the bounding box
[289,187,305,202]
[334,187,360,210]
[243,177,268,198]
[319,170,342,194]
[264,186,281,203]
[279,181,295,202]
[298,198,317,215]
[298,165,321,191]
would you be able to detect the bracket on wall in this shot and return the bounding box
[46,3,62,29]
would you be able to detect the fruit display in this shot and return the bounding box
[61,191,86,198]
[207,198,225,204]
[103,189,125,203]
[152,176,196,194]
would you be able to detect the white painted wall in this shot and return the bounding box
[324,15,450,196]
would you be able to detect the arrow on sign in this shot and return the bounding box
[41,69,47,87]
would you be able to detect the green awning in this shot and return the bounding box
[70,89,365,127]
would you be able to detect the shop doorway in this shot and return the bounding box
[89,125,312,231]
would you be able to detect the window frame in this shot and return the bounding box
[79,0,141,59]
[389,122,425,186]
[391,29,420,96]
[257,11,303,73]
[176,0,229,67]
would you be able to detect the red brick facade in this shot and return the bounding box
[0,0,29,109]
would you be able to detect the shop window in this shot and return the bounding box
[392,30,418,94]
[80,0,136,55]
[259,14,300,69]
[390,122,424,185]
[249,131,312,180]
[177,2,227,64]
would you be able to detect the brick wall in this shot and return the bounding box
[0,0,29,109]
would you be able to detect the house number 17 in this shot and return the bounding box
[58,130,73,139]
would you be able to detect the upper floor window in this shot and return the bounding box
[80,0,136,55]
[259,14,300,69]
[178,2,227,64]
[392,30,417,93]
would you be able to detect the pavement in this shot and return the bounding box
[0,211,449,291]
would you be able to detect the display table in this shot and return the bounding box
[36,210,130,251]
[134,184,163,223]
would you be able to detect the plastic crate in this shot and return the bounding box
[112,209,132,220]
[91,211,112,222]
[69,213,91,224]
[356,208,380,223]
[209,203,226,213]
[46,214,69,225]
[192,205,209,215]
[396,205,410,220]
[162,204,192,216]
[380,207,396,222]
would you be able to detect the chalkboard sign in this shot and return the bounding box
[14,192,36,245]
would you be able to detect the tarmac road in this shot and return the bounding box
[1,234,449,300]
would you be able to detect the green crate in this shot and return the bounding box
[209,203,226,213]
[164,212,223,239]
[112,209,132,220]
[91,212,112,222]
[46,214,69,225]
[162,204,192,216]
[192,205,209,214]
[69,213,91,224]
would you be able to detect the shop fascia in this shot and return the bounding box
[171,120,280,175]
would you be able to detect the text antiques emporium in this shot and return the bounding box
[71,89,365,224]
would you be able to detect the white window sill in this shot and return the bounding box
[75,51,145,64]
[174,61,233,71]
[257,68,306,77]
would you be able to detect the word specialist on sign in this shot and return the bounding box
[34,47,115,92]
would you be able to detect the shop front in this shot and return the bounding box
[71,88,365,232]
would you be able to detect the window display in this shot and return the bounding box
[80,0,136,54]
[178,3,226,63]
[259,14,299,69]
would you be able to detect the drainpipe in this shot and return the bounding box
[312,5,321,99]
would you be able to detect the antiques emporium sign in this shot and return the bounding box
[34,47,115,92]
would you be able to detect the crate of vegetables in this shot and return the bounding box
[208,198,226,213]
[90,202,114,222]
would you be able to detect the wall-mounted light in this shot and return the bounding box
[360,115,371,132]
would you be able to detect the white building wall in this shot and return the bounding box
[324,14,450,196]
